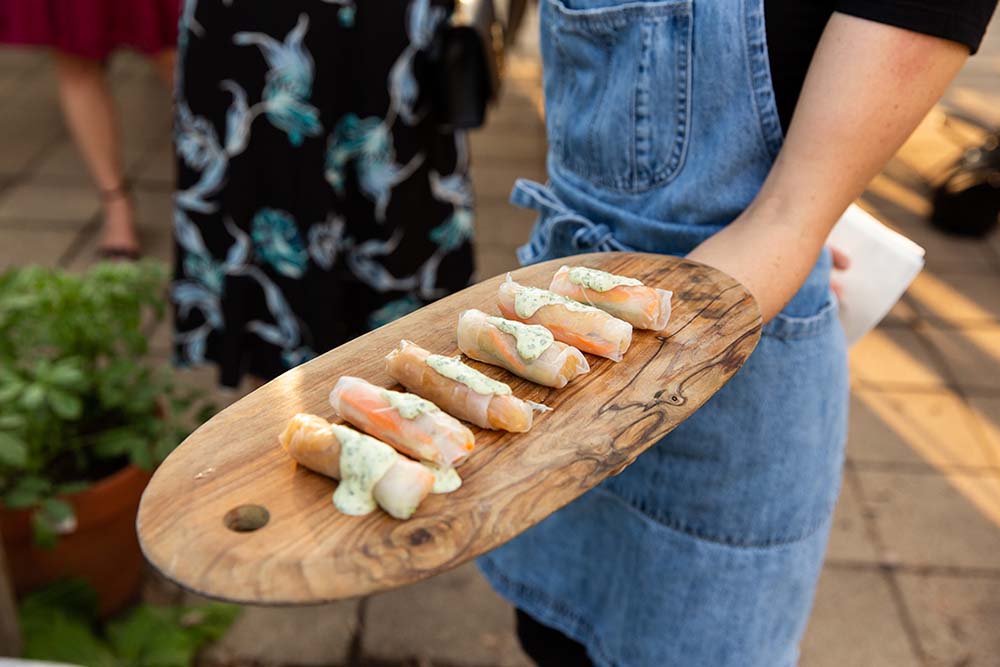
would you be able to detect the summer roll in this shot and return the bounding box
[457,309,589,388]
[280,413,439,520]
[497,275,632,361]
[385,340,546,432]
[549,265,672,331]
[329,376,475,468]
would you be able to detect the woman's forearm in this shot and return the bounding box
[688,12,968,322]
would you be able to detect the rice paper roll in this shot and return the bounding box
[549,265,672,331]
[497,275,632,361]
[279,413,437,520]
[384,340,545,432]
[457,309,589,389]
[329,376,474,468]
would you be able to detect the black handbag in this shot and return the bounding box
[426,0,508,130]
[931,133,1000,238]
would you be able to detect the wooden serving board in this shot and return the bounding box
[137,252,761,604]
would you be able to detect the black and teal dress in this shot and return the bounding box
[172,0,474,387]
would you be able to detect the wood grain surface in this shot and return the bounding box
[137,252,761,604]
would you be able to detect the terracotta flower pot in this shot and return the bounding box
[1,464,152,617]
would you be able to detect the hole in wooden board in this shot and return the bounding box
[223,504,270,532]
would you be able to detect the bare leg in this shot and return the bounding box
[52,50,139,255]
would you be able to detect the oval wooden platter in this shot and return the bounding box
[137,252,761,605]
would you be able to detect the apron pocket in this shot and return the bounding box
[543,0,693,193]
[763,296,841,341]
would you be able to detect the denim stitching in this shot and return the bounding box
[763,298,839,340]
[547,1,568,178]
[546,0,693,193]
[648,9,692,187]
[634,22,652,189]
[550,0,691,27]
[743,0,784,158]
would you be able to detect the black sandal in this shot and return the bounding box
[97,181,143,261]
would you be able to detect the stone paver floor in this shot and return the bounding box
[4,17,1000,667]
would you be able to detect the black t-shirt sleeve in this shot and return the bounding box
[836,0,997,54]
[766,0,999,133]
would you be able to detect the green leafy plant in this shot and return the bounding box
[20,578,241,667]
[0,261,214,546]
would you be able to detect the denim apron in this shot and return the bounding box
[476,0,849,665]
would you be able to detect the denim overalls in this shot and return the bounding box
[477,0,849,665]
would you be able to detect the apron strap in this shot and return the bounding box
[511,179,631,262]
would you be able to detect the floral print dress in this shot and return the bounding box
[173,0,474,387]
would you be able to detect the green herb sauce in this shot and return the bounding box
[485,316,554,361]
[330,423,397,515]
[380,388,437,420]
[513,286,601,319]
[567,266,643,292]
[422,463,463,493]
[425,354,512,396]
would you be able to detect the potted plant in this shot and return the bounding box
[0,261,212,616]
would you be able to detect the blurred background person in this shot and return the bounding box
[172,1,476,388]
[0,0,179,259]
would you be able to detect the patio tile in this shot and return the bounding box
[0,228,79,270]
[856,470,1000,569]
[967,396,1000,468]
[848,390,996,470]
[65,189,174,269]
[908,271,1000,326]
[849,327,949,389]
[199,601,359,667]
[920,323,1000,392]
[475,244,519,281]
[32,125,158,185]
[107,51,156,81]
[362,563,532,667]
[31,141,93,184]
[862,172,931,222]
[470,125,547,163]
[474,198,537,248]
[114,81,172,155]
[147,317,173,359]
[0,67,25,99]
[471,162,547,198]
[0,47,47,73]
[486,89,546,132]
[165,359,245,415]
[0,100,65,176]
[825,473,879,563]
[896,573,1000,667]
[800,568,918,667]
[898,223,997,274]
[132,141,176,186]
[0,182,99,226]
[133,189,174,232]
[892,112,967,183]
[880,296,919,327]
[0,58,58,105]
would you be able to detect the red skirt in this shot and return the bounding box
[0,0,179,60]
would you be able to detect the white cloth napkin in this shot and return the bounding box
[827,204,926,346]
